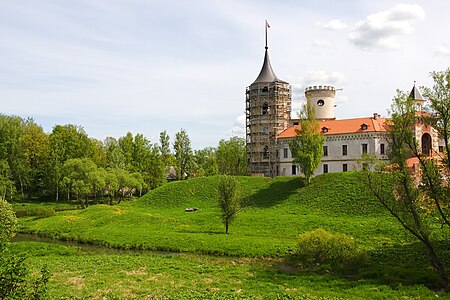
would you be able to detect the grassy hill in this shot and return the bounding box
[14,172,449,298]
[18,172,401,257]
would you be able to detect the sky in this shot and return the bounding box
[1,0,449,149]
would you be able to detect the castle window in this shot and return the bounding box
[362,143,368,154]
[321,127,328,133]
[263,145,269,159]
[317,99,325,106]
[262,102,269,115]
[380,143,385,155]
[361,123,368,130]
[342,145,348,156]
[323,145,328,156]
[292,165,297,175]
[343,163,348,172]
[283,148,288,158]
[262,86,268,93]
[323,164,328,174]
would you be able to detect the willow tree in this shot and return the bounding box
[288,104,324,184]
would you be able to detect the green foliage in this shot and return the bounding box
[0,199,49,299]
[217,176,240,233]
[289,104,324,184]
[14,207,55,218]
[0,199,17,250]
[0,253,49,300]
[296,228,364,268]
[362,84,450,288]
[174,129,193,180]
[216,137,247,176]
[193,147,218,177]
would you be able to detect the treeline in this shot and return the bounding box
[0,114,247,205]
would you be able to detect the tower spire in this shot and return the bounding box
[265,20,269,49]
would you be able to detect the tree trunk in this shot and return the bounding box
[423,237,449,289]
[225,222,229,234]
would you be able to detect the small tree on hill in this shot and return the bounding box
[289,103,324,184]
[217,175,240,234]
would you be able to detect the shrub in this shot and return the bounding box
[14,207,55,218]
[296,228,364,268]
[0,199,17,251]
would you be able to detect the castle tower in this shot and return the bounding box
[246,25,291,177]
[305,85,336,120]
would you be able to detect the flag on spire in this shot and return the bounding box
[266,20,270,28]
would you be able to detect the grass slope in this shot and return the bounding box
[18,173,402,257]
[15,172,450,296]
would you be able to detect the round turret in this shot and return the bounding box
[305,85,336,120]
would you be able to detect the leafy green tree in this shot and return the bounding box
[193,147,218,177]
[174,129,193,180]
[62,158,97,208]
[105,169,119,205]
[289,104,324,184]
[362,89,449,289]
[49,124,92,201]
[118,132,134,170]
[217,175,241,234]
[104,137,126,169]
[216,137,246,176]
[20,121,50,200]
[422,68,450,170]
[88,168,107,204]
[0,115,26,197]
[0,160,15,202]
[89,138,107,168]
[159,130,175,168]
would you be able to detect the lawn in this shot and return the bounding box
[13,172,450,298]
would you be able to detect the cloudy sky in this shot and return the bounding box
[1,0,449,148]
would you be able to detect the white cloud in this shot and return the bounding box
[312,39,332,48]
[349,4,425,50]
[227,114,246,137]
[433,43,450,57]
[317,19,347,30]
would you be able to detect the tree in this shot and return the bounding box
[362,88,449,289]
[62,158,97,208]
[19,121,50,200]
[217,175,241,234]
[216,137,246,176]
[422,68,450,169]
[193,147,218,177]
[174,129,193,180]
[159,130,175,168]
[288,103,324,184]
[49,124,92,201]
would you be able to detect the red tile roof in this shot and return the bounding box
[277,117,389,139]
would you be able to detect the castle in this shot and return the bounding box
[246,41,444,178]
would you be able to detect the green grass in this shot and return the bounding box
[14,172,450,297]
[8,241,444,299]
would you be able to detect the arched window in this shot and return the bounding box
[262,102,269,115]
[422,133,432,155]
[263,145,269,159]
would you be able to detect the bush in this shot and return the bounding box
[296,228,364,269]
[14,207,55,218]
[0,199,17,250]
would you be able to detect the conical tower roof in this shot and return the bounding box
[409,84,424,101]
[252,49,287,85]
